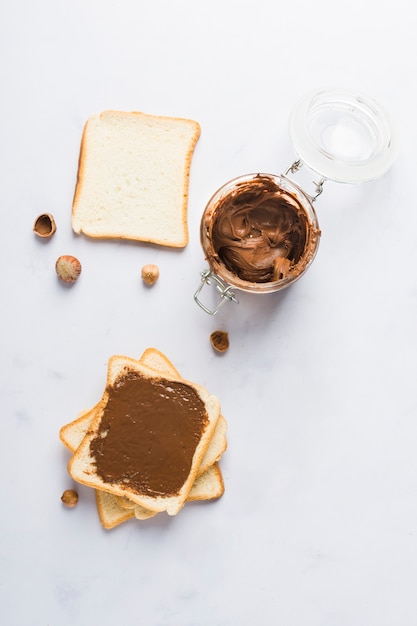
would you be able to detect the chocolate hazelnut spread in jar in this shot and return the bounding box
[195,87,398,314]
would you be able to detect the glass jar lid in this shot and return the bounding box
[288,87,399,184]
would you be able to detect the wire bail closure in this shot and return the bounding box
[284,160,325,202]
[194,269,239,315]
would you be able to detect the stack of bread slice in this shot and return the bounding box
[60,348,227,529]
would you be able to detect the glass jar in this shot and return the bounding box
[194,87,398,314]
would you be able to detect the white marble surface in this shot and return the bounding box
[2,1,417,625]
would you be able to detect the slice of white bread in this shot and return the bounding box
[60,348,226,529]
[72,110,200,248]
[68,355,221,515]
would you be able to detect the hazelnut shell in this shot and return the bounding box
[33,213,57,238]
[210,330,230,353]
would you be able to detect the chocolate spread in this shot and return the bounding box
[90,372,209,498]
[206,174,317,284]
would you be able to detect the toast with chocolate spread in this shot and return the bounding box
[72,110,200,248]
[67,354,222,516]
[60,348,226,528]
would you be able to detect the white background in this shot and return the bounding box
[1,1,417,625]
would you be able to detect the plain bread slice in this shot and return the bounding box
[72,110,200,248]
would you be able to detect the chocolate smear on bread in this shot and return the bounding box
[90,373,209,498]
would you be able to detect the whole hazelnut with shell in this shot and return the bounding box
[55,255,82,283]
[61,489,78,507]
[141,264,159,285]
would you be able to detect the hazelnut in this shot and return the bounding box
[61,489,78,507]
[141,264,159,285]
[55,255,82,283]
[33,213,57,238]
[210,330,229,353]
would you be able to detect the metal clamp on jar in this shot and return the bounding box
[194,87,398,315]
